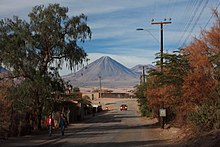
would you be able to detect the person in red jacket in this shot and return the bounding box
[45,114,54,136]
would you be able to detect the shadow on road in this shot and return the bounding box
[2,107,164,147]
[40,139,168,147]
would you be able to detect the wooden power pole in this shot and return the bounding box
[151,20,171,73]
[151,19,171,129]
[139,65,148,84]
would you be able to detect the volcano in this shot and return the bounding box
[62,56,139,88]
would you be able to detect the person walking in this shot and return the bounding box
[59,113,66,136]
[45,114,54,136]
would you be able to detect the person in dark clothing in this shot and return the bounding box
[92,107,96,116]
[59,113,66,136]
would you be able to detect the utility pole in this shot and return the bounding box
[151,20,171,73]
[151,19,171,129]
[139,65,148,84]
[99,75,102,98]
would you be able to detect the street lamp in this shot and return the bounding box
[136,28,159,43]
[136,28,159,84]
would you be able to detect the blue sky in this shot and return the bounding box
[0,0,219,75]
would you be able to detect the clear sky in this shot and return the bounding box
[0,0,219,76]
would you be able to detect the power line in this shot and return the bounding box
[180,0,209,48]
[203,1,220,29]
[164,0,199,49]
[177,0,204,48]
[164,0,173,19]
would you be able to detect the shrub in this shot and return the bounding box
[134,83,152,117]
[188,103,220,131]
[137,97,152,117]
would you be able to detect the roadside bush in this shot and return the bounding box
[134,83,152,117]
[188,103,220,131]
[214,99,220,129]
[137,97,152,117]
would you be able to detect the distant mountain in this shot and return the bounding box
[63,56,139,88]
[131,64,155,75]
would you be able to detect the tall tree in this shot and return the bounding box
[146,52,189,119]
[182,38,216,108]
[0,4,91,129]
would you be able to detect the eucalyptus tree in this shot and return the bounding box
[0,3,91,129]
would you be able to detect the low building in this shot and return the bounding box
[101,92,130,98]
[83,92,130,99]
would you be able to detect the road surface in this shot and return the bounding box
[2,98,172,147]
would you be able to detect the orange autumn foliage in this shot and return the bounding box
[147,84,178,108]
[145,11,220,125]
[182,39,217,109]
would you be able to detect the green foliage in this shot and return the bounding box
[134,83,147,98]
[188,102,220,131]
[138,97,152,117]
[6,73,63,112]
[146,51,189,121]
[134,83,152,117]
[0,3,91,76]
[0,3,91,129]
[207,84,220,129]
[73,87,80,92]
[163,52,189,85]
[189,83,220,130]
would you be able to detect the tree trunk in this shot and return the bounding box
[37,114,41,130]
[37,106,43,130]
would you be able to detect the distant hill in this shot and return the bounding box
[62,56,139,88]
[131,64,156,75]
